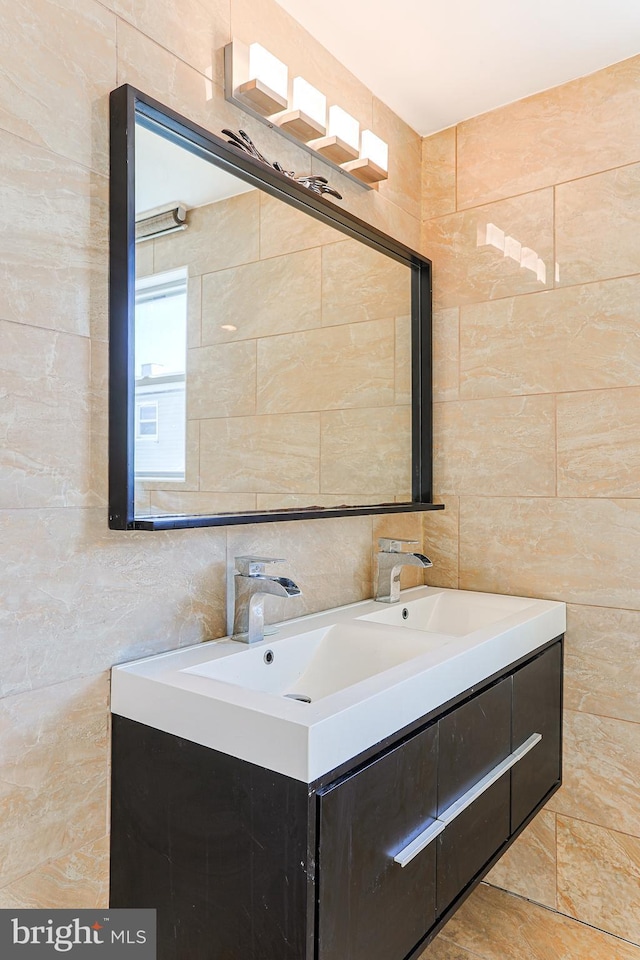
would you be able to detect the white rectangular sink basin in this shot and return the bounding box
[359,590,536,637]
[111,587,566,784]
[184,621,442,702]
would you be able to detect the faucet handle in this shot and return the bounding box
[378,537,419,554]
[235,555,285,576]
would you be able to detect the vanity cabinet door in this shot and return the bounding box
[317,723,438,960]
[436,678,511,915]
[511,641,562,831]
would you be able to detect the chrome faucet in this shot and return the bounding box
[229,556,301,644]
[375,538,432,603]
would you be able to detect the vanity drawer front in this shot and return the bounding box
[436,774,510,914]
[317,723,438,960]
[437,677,511,815]
[511,641,562,830]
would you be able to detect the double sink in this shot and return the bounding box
[111,586,565,783]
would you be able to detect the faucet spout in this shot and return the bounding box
[230,557,301,644]
[375,538,432,603]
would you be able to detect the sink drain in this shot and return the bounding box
[284,693,312,703]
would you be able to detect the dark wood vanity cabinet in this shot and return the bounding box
[110,638,562,960]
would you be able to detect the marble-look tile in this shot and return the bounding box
[257,318,395,414]
[106,0,230,86]
[153,192,260,279]
[0,0,115,175]
[438,882,640,959]
[148,491,257,517]
[459,276,640,399]
[373,95,422,220]
[485,810,557,908]
[335,179,421,250]
[259,192,343,259]
[187,340,257,420]
[226,514,373,623]
[395,315,412,405]
[0,835,109,908]
[423,496,459,589]
[564,604,640,724]
[458,497,640,609]
[201,247,321,343]
[422,190,553,308]
[0,675,108,888]
[135,239,154,278]
[0,508,228,697]
[433,396,556,496]
[547,710,640,838]
[320,407,411,496]
[0,322,94,508]
[557,387,640,497]
[0,129,108,337]
[199,413,320,494]
[433,308,459,402]
[456,55,640,209]
[422,127,457,220]
[557,816,640,945]
[556,163,640,287]
[373,512,429,591]
[322,238,411,327]
[419,935,484,960]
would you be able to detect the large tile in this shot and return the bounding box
[0,508,228,697]
[257,318,396,414]
[0,675,108,888]
[459,277,640,399]
[187,340,257,420]
[440,883,640,960]
[199,413,320,494]
[320,407,412,497]
[0,835,109,908]
[422,190,554,308]
[556,163,640,287]
[106,0,230,86]
[153,192,260,279]
[0,0,116,174]
[148,490,257,516]
[423,496,459,589]
[201,247,321,343]
[564,604,640,724]
[557,816,640,945]
[419,936,484,960]
[373,95,422,220]
[456,55,640,209]
[259,191,345,259]
[485,810,557,909]
[557,387,640,497]
[0,129,107,337]
[547,710,640,838]
[433,396,556,496]
[0,322,94,508]
[458,497,640,609]
[373,512,429,591]
[422,126,457,220]
[321,238,411,327]
[433,307,459,402]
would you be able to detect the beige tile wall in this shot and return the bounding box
[0,0,425,907]
[421,53,640,946]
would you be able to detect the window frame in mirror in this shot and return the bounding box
[109,84,442,530]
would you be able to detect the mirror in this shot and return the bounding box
[109,86,439,530]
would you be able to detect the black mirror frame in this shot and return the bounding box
[109,84,443,530]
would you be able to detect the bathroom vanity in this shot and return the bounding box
[110,587,564,960]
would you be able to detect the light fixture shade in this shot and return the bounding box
[328,106,359,150]
[248,43,288,100]
[291,77,326,127]
[360,130,389,173]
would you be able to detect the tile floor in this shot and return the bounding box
[419,884,640,960]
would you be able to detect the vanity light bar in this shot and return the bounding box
[224,39,388,191]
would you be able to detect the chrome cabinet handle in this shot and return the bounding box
[393,732,542,868]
